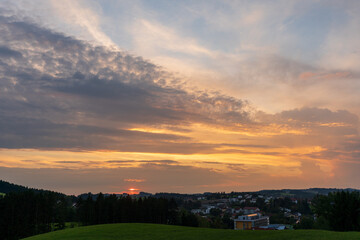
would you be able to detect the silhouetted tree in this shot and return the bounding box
[0,190,68,240]
[312,191,360,231]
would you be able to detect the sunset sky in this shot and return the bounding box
[0,0,359,195]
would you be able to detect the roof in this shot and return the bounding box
[243,207,259,210]
[235,213,269,221]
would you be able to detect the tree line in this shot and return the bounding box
[0,191,202,240]
[296,191,360,231]
[76,193,178,225]
[0,191,71,240]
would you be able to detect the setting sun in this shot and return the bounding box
[127,188,140,195]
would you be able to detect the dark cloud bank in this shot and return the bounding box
[0,14,359,157]
[0,15,252,153]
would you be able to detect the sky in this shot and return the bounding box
[0,0,359,195]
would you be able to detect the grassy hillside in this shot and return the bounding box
[24,223,360,240]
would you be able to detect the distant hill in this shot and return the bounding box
[148,188,360,200]
[0,180,31,194]
[0,180,68,198]
[23,223,360,240]
[257,188,360,199]
[2,179,359,200]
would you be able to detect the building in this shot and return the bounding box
[234,213,269,230]
[191,209,202,214]
[243,206,260,214]
[205,205,216,214]
[259,224,293,230]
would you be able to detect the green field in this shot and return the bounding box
[23,223,360,240]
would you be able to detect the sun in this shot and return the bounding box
[127,188,140,195]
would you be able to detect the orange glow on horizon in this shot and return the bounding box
[127,188,140,195]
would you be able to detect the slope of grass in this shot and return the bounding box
[23,223,360,240]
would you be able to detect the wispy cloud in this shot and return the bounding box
[49,0,116,47]
[124,178,146,183]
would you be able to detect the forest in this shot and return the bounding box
[0,190,203,240]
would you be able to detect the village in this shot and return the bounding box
[190,193,304,230]
[125,190,316,230]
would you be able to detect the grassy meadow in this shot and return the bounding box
[23,223,360,240]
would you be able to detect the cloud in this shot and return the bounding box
[49,0,116,47]
[120,1,360,117]
[298,71,351,80]
[0,45,22,58]
[132,19,215,57]
[4,1,360,116]
[319,1,360,71]
[279,107,358,126]
[0,14,254,153]
[1,14,359,162]
[0,7,360,192]
[124,179,146,183]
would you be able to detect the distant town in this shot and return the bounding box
[80,187,360,230]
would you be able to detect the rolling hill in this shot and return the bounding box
[0,180,30,194]
[0,180,70,199]
[23,223,360,240]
